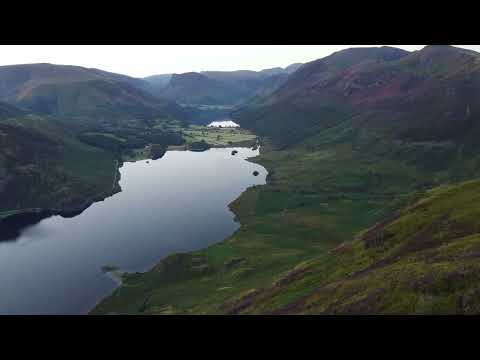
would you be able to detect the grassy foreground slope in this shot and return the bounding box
[226,179,480,314]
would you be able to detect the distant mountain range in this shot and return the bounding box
[143,63,304,106]
[0,62,305,127]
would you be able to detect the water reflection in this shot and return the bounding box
[0,147,266,314]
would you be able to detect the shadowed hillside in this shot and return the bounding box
[149,64,303,107]
[0,63,188,127]
[0,115,117,215]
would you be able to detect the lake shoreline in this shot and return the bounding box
[0,145,266,314]
[0,134,259,234]
[0,161,122,241]
[167,139,258,152]
[90,145,268,314]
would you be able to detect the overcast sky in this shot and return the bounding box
[0,45,478,78]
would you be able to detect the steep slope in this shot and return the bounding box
[232,46,411,146]
[0,63,187,128]
[143,74,172,92]
[0,115,117,216]
[233,46,480,148]
[0,100,24,119]
[284,63,303,74]
[222,179,480,314]
[160,72,238,105]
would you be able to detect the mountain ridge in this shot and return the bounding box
[0,63,188,126]
[144,63,304,106]
[233,45,480,147]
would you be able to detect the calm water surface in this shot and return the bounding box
[0,147,266,314]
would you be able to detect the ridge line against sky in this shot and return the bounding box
[0,45,478,78]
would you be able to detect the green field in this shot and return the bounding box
[182,126,257,147]
[121,125,257,161]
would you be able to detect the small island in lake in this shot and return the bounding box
[188,140,211,152]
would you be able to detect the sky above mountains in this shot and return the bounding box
[0,45,479,78]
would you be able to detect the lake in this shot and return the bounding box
[0,147,266,314]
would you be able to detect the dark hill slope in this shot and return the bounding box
[154,64,303,106]
[160,72,238,105]
[0,116,117,215]
[0,101,24,119]
[233,46,480,148]
[142,74,172,92]
[0,63,187,127]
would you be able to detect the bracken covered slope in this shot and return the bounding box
[233,46,480,148]
[223,179,480,314]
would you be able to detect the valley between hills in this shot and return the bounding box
[3,45,480,314]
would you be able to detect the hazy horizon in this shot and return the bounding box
[0,45,478,78]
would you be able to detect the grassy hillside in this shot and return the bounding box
[223,179,480,314]
[0,63,188,129]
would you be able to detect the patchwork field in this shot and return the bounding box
[181,126,258,147]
